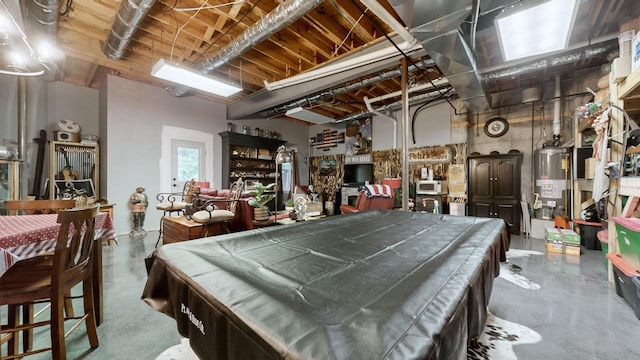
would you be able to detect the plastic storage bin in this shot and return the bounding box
[597,229,609,270]
[607,253,640,320]
[612,217,640,270]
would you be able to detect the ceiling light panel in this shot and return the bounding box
[151,59,242,97]
[495,0,578,61]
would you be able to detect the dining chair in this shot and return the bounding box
[4,199,77,215]
[4,198,79,345]
[191,178,244,236]
[0,205,100,359]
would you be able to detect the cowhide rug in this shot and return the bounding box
[156,338,198,360]
[467,312,542,360]
[499,249,544,290]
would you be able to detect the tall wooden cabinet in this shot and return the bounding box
[48,141,99,200]
[468,153,522,235]
[219,131,286,189]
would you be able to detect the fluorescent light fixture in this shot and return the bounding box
[151,59,243,97]
[495,0,578,61]
[265,39,422,91]
[285,107,335,124]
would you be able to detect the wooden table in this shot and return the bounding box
[162,215,226,245]
[0,212,116,325]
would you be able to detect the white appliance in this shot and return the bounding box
[415,180,447,195]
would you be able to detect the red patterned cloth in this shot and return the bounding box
[363,184,393,198]
[0,212,115,276]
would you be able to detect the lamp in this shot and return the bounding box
[0,0,45,76]
[151,59,243,97]
[495,0,578,61]
[274,145,292,222]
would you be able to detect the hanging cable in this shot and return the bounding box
[191,0,263,65]
[348,0,458,113]
[411,87,453,144]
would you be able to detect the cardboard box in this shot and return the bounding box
[545,227,562,241]
[546,239,564,254]
[561,229,581,246]
[565,244,581,256]
[585,157,597,180]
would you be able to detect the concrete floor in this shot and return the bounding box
[2,230,640,359]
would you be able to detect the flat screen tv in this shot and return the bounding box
[343,164,373,186]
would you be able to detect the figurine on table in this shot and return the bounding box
[130,186,148,235]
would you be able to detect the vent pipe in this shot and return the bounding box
[23,0,61,80]
[102,0,157,60]
[553,74,561,146]
[482,39,617,81]
[169,0,324,96]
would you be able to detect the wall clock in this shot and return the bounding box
[484,117,509,138]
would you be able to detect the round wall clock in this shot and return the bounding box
[484,117,509,138]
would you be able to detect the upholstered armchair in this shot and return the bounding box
[340,184,395,214]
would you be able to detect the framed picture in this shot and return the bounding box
[53,179,96,199]
[319,159,337,176]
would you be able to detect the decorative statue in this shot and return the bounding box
[130,186,148,235]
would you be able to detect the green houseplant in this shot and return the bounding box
[248,182,276,221]
[284,198,295,210]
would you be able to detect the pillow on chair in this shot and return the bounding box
[192,209,235,224]
[363,184,393,198]
[156,201,188,211]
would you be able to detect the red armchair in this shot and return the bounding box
[340,184,395,214]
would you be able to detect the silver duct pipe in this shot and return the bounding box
[18,77,27,199]
[259,58,436,117]
[201,0,323,72]
[482,40,617,82]
[169,0,324,96]
[24,0,61,81]
[102,0,157,60]
[26,0,58,36]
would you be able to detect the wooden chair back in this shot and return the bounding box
[5,199,76,215]
[227,178,245,214]
[55,205,99,290]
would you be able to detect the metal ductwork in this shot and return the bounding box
[391,0,491,112]
[102,0,157,60]
[23,0,62,81]
[482,40,618,82]
[169,0,325,96]
[258,58,436,118]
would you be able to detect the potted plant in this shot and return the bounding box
[284,198,295,211]
[247,182,276,221]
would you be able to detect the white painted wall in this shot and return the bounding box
[104,76,311,234]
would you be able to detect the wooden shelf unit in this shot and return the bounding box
[607,65,640,282]
[219,131,286,189]
[48,141,100,201]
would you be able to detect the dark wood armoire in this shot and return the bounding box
[468,153,523,235]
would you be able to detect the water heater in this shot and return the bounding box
[533,148,570,220]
